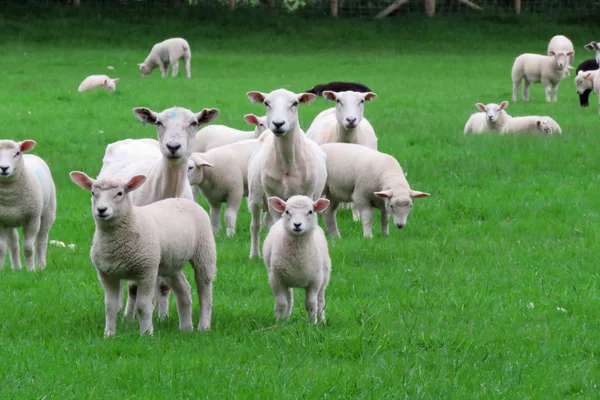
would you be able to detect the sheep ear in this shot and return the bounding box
[126,175,146,192]
[112,78,119,83]
[475,103,486,112]
[244,114,260,126]
[410,190,430,199]
[374,190,393,199]
[19,140,36,152]
[566,51,574,56]
[247,91,267,104]
[133,107,159,125]
[363,92,378,102]
[267,196,287,213]
[191,154,213,168]
[197,108,219,126]
[297,93,316,105]
[313,198,330,213]
[567,65,575,70]
[70,171,94,191]
[103,79,108,85]
[536,120,542,126]
[549,50,556,56]
[499,101,509,110]
[322,91,337,101]
[137,63,145,67]
[585,72,592,78]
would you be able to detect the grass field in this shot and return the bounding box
[0,7,599,399]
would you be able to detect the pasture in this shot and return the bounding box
[0,7,599,398]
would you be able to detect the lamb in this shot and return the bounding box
[319,143,430,238]
[246,88,328,259]
[575,70,600,114]
[511,52,574,102]
[69,172,216,337]
[0,140,56,271]
[584,41,600,64]
[138,38,192,78]
[463,101,511,134]
[193,114,267,152]
[548,35,575,69]
[263,195,331,323]
[77,75,119,92]
[187,138,259,236]
[305,81,372,96]
[575,59,599,106]
[501,116,562,135]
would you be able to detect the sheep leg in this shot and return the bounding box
[98,273,121,338]
[543,79,552,102]
[224,196,242,237]
[155,278,170,320]
[159,63,168,78]
[22,219,40,271]
[124,282,138,321]
[271,281,290,321]
[35,214,52,270]
[317,265,330,323]
[7,228,21,270]
[166,272,193,332]
[522,79,531,102]
[580,89,592,107]
[170,58,179,77]
[380,209,390,236]
[358,204,374,238]
[249,200,262,259]
[323,198,341,238]
[184,55,191,79]
[304,286,319,324]
[194,277,213,332]
[552,83,559,102]
[208,203,222,234]
[351,203,361,222]
[136,278,156,335]
[512,79,520,102]
[262,211,274,229]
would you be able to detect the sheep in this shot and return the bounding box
[246,88,328,260]
[69,172,216,337]
[138,38,192,78]
[78,75,119,92]
[584,41,600,64]
[98,106,219,321]
[0,140,56,271]
[575,70,600,114]
[511,52,574,102]
[463,101,511,134]
[187,138,259,236]
[263,195,331,323]
[548,35,575,69]
[319,143,430,238]
[193,114,268,152]
[305,81,372,96]
[575,58,599,107]
[501,116,562,135]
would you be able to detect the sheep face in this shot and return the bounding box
[247,89,316,136]
[244,114,269,137]
[374,189,430,229]
[575,70,595,94]
[268,195,329,236]
[475,101,508,122]
[322,91,378,129]
[133,107,219,163]
[549,51,573,69]
[536,119,553,135]
[102,78,119,92]
[0,140,36,179]
[138,63,152,77]
[584,42,600,64]
[187,154,213,185]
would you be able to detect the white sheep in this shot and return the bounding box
[193,114,268,152]
[70,172,216,337]
[138,38,192,78]
[263,195,331,323]
[511,52,574,102]
[575,69,600,114]
[187,138,259,236]
[501,116,562,135]
[584,41,600,64]
[78,75,119,92]
[463,101,511,134]
[319,143,429,238]
[0,140,56,271]
[246,88,328,259]
[548,35,575,70]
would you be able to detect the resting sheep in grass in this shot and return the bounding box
[138,38,192,78]
[511,52,574,102]
[501,116,562,135]
[78,75,119,92]
[246,88,327,259]
[70,172,216,337]
[463,101,511,134]
[263,195,331,324]
[575,70,600,114]
[320,143,429,238]
[193,114,267,152]
[0,140,56,271]
[547,35,575,70]
[575,58,599,107]
[305,81,372,96]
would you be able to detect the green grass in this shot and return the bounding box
[1,8,599,399]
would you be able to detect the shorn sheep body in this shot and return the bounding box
[305,81,372,96]
[78,75,119,92]
[320,143,430,238]
[138,38,192,78]
[0,140,56,271]
[575,58,599,107]
[70,172,216,337]
[463,101,511,134]
[263,195,331,323]
[575,70,600,114]
[511,52,573,102]
[193,114,267,152]
[547,35,575,69]
[501,116,562,135]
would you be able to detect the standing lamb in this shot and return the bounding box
[138,38,192,78]
[463,101,511,134]
[305,81,373,96]
[501,116,562,135]
[575,58,599,107]
[547,35,575,70]
[78,75,119,92]
[194,114,268,152]
[246,88,328,259]
[0,140,56,271]
[511,51,574,102]
[575,70,600,114]
[69,172,216,337]
[263,195,331,324]
[319,143,430,238]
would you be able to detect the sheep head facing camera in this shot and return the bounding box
[0,140,36,178]
[321,90,378,129]
[247,89,316,135]
[476,101,508,122]
[549,50,574,70]
[374,189,430,229]
[268,195,330,236]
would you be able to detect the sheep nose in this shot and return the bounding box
[293,223,302,228]
[346,117,357,125]
[166,143,181,154]
[396,223,405,229]
[272,121,285,130]
[0,166,8,173]
[97,207,108,215]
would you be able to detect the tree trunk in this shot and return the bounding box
[514,0,521,14]
[331,0,338,17]
[424,0,435,16]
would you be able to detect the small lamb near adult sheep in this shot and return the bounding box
[548,35,575,69]
[0,140,56,271]
[575,59,599,107]
[78,75,119,92]
[305,81,372,96]
[320,143,429,238]
[138,38,192,78]
[70,171,217,337]
[511,51,573,102]
[463,101,511,134]
[187,138,259,236]
[501,116,562,135]
[263,195,331,324]
[575,70,600,114]
[193,114,267,152]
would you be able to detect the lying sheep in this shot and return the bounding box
[0,140,56,271]
[263,195,331,324]
[501,116,562,135]
[194,114,267,152]
[78,75,119,92]
[575,70,600,114]
[320,143,430,238]
[575,59,599,106]
[305,81,372,96]
[548,35,575,69]
[138,38,192,78]
[187,138,259,236]
[511,51,574,102]
[70,172,216,337]
[463,101,511,134]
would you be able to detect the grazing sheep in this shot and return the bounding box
[78,75,119,92]
[584,41,600,64]
[575,59,599,107]
[138,38,192,78]
[263,195,331,323]
[501,116,561,135]
[511,52,574,102]
[0,140,56,271]
[246,88,328,259]
[463,101,511,134]
[305,81,372,96]
[194,114,267,152]
[548,35,575,69]
[319,143,430,238]
[187,138,259,236]
[70,172,216,337]
[575,70,600,114]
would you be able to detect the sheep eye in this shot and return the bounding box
[308,210,313,215]
[14,151,20,157]
[359,100,365,105]
[336,100,341,104]
[264,102,270,108]
[91,191,97,197]
[190,121,198,128]
[116,192,123,197]
[285,210,290,215]
[156,121,163,127]
[409,204,413,208]
[291,101,298,107]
